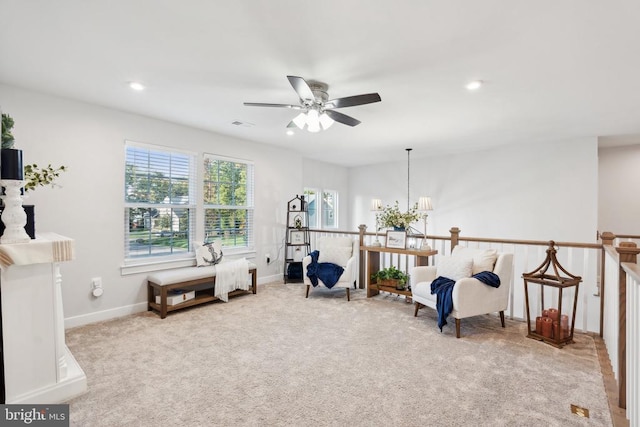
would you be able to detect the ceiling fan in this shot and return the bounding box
[244,75,381,132]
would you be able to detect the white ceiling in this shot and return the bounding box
[1,1,640,167]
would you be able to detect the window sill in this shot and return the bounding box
[121,249,256,276]
[121,257,196,276]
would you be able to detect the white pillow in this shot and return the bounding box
[318,246,352,267]
[437,256,473,281]
[451,246,498,275]
[317,237,354,266]
[193,241,223,267]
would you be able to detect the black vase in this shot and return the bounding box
[0,148,24,180]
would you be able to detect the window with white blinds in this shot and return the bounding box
[124,141,196,261]
[203,154,254,252]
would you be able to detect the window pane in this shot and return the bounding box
[127,207,190,258]
[205,208,249,247]
[125,143,195,261]
[203,154,254,250]
[203,181,219,205]
[125,147,191,204]
[322,191,337,228]
[304,188,318,228]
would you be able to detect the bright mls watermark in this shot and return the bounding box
[1,405,69,426]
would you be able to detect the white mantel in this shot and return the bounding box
[0,232,87,403]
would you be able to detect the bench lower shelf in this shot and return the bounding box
[148,289,251,315]
[148,267,257,318]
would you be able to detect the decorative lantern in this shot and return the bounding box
[522,241,582,348]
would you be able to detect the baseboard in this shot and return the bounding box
[7,347,87,404]
[258,273,284,285]
[65,302,148,329]
[65,278,280,328]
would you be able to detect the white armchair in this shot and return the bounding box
[411,246,513,337]
[302,236,359,301]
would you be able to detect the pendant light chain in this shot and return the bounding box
[406,148,412,211]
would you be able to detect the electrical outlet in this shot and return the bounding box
[91,277,104,297]
[265,254,271,264]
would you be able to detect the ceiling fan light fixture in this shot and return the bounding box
[243,75,381,131]
[292,112,307,129]
[319,112,334,130]
[306,109,320,132]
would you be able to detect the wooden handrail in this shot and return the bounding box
[615,234,640,239]
[310,225,608,294]
[307,228,359,236]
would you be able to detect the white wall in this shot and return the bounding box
[349,138,599,243]
[598,144,640,235]
[302,158,350,231]
[0,84,300,326]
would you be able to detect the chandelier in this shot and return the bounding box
[371,148,433,250]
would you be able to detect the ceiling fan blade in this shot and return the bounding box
[326,93,381,109]
[287,75,315,101]
[324,109,361,127]
[244,102,303,109]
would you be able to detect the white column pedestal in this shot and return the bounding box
[0,233,86,403]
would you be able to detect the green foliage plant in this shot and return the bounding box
[2,113,15,148]
[371,265,409,286]
[377,200,420,229]
[24,164,67,192]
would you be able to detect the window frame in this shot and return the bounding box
[202,153,255,255]
[123,141,197,267]
[304,187,339,229]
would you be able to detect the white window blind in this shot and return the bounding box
[203,153,254,252]
[124,141,196,261]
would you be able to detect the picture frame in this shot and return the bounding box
[290,230,306,245]
[289,214,304,229]
[385,230,407,249]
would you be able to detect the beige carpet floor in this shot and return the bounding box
[66,282,612,426]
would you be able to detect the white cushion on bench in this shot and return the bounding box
[147,262,256,286]
[147,266,218,286]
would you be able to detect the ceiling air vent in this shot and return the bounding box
[231,120,254,127]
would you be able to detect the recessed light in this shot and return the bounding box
[466,80,483,91]
[286,130,294,136]
[128,81,145,91]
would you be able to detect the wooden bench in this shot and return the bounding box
[147,262,257,318]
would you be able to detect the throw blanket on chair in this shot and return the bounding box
[306,250,344,289]
[430,271,501,332]
[215,258,250,302]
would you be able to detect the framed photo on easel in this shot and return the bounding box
[385,230,406,249]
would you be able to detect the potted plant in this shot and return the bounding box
[0,113,67,239]
[371,265,409,290]
[1,113,24,180]
[377,201,420,230]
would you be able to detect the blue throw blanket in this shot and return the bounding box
[430,271,501,331]
[306,250,345,289]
